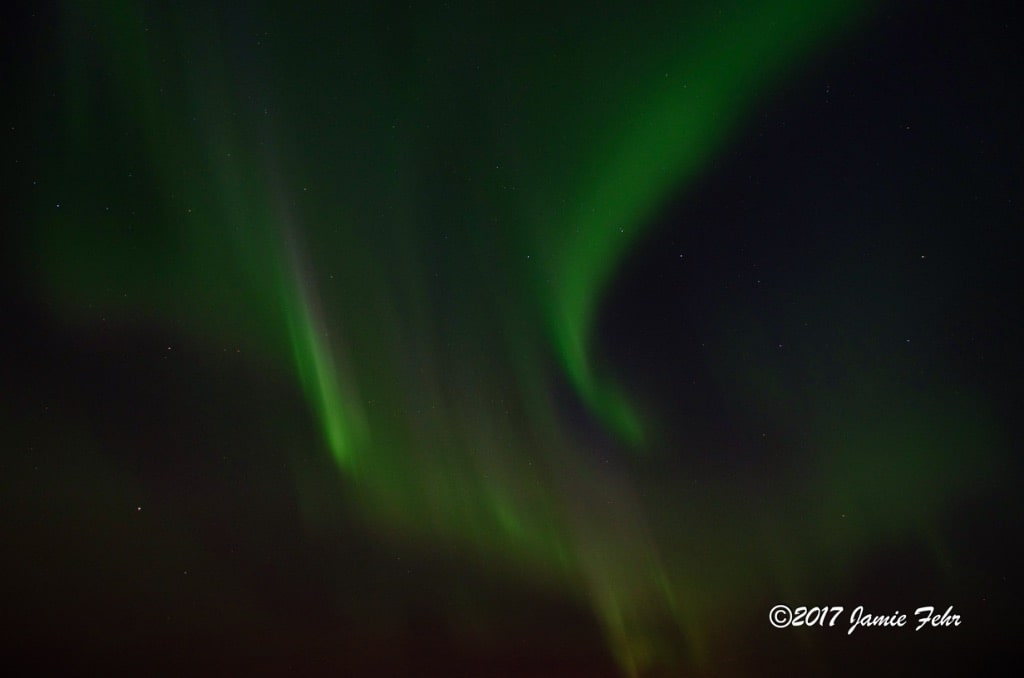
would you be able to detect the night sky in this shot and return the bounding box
[2,1,1022,676]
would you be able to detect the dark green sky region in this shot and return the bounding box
[3,1,1022,675]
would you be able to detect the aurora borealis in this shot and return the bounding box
[2,1,1022,675]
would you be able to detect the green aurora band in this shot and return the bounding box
[30,1,1003,673]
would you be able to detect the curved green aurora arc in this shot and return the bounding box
[28,0,1005,674]
[531,0,867,448]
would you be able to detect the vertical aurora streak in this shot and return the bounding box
[282,242,364,472]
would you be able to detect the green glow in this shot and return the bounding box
[282,263,363,471]
[536,0,865,445]
[27,1,1007,674]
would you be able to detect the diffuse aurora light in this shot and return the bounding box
[32,1,1002,674]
